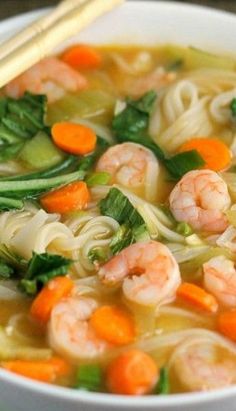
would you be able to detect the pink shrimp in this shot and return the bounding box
[49,296,109,361]
[5,57,87,103]
[96,142,159,202]
[173,338,236,391]
[98,241,181,307]
[203,256,236,307]
[169,169,231,233]
[129,67,177,97]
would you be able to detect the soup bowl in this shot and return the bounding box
[0,1,236,411]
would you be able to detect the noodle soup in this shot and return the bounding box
[0,43,236,395]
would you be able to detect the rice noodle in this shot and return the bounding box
[150,79,213,152]
[158,306,208,323]
[0,208,119,277]
[134,328,236,356]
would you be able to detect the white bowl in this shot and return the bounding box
[0,2,236,411]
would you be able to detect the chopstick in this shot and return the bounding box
[0,0,89,60]
[0,0,124,89]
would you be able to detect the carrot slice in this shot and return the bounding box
[31,276,74,323]
[62,45,102,69]
[218,311,236,341]
[90,305,135,345]
[107,349,158,395]
[2,357,71,383]
[179,137,231,171]
[52,122,97,155]
[177,282,218,313]
[40,181,90,214]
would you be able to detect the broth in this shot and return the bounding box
[0,43,236,395]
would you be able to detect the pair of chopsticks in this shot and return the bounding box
[0,0,124,89]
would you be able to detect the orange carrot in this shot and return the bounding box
[90,305,135,345]
[218,311,236,341]
[40,181,90,214]
[52,122,97,155]
[62,45,102,69]
[2,357,71,383]
[177,282,218,313]
[107,349,158,395]
[179,137,231,171]
[31,276,74,323]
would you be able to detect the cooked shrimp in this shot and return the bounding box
[203,256,236,307]
[5,57,87,103]
[98,241,181,307]
[129,67,177,97]
[96,142,160,202]
[49,296,109,360]
[169,170,231,233]
[173,339,236,391]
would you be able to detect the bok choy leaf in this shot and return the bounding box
[112,91,205,179]
[100,188,150,254]
[0,92,48,162]
[19,252,73,296]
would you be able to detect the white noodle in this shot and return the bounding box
[158,306,208,323]
[134,328,236,356]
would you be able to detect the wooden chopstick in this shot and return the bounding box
[0,0,88,60]
[0,0,124,89]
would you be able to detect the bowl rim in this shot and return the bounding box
[1,0,236,407]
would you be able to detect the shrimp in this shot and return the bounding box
[96,142,160,202]
[5,57,87,103]
[172,338,236,391]
[203,256,236,307]
[129,67,177,97]
[49,296,109,360]
[169,169,231,233]
[98,241,181,307]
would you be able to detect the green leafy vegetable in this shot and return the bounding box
[100,188,145,228]
[112,91,156,141]
[165,150,205,180]
[75,364,103,392]
[230,98,236,119]
[19,252,73,296]
[0,155,79,181]
[0,260,14,279]
[0,169,85,199]
[112,92,205,179]
[100,188,150,253]
[78,136,110,173]
[0,197,24,211]
[0,142,24,163]
[157,367,169,395]
[86,171,111,187]
[0,92,47,162]
[109,225,134,255]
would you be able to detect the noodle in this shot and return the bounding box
[134,328,236,356]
